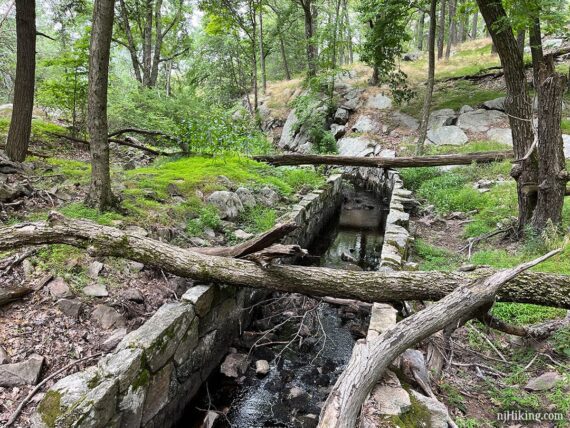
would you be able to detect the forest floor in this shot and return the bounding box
[0,37,569,427]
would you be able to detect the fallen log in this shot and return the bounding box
[254,151,513,168]
[1,212,569,309]
[318,249,560,427]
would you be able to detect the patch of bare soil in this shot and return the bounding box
[411,213,468,253]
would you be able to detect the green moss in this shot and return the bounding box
[393,392,433,427]
[86,372,101,389]
[132,369,150,390]
[238,206,277,233]
[491,303,567,326]
[59,203,124,226]
[38,390,62,428]
[413,239,461,271]
[43,158,91,183]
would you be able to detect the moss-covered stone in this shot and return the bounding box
[38,390,62,428]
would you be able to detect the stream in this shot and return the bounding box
[178,187,389,428]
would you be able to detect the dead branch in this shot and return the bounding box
[479,311,570,340]
[0,213,569,309]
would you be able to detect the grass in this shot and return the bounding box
[562,118,570,133]
[239,206,278,233]
[412,239,461,271]
[59,203,124,226]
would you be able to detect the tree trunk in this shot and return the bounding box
[3,213,569,309]
[476,0,537,233]
[344,0,353,63]
[416,12,425,51]
[279,35,291,80]
[516,30,526,57]
[416,0,437,155]
[445,0,456,60]
[303,1,317,78]
[142,0,153,87]
[259,6,267,94]
[85,0,115,211]
[149,0,164,87]
[118,0,143,84]
[529,18,544,90]
[437,0,446,60]
[254,151,513,168]
[461,12,469,42]
[470,11,478,39]
[318,250,559,427]
[531,55,568,230]
[5,0,36,163]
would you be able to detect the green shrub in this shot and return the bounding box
[239,206,277,233]
[417,173,481,213]
[399,167,442,192]
[186,206,221,236]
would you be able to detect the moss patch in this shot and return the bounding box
[38,390,62,428]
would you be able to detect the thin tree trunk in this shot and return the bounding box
[302,1,317,78]
[416,12,425,51]
[118,0,143,84]
[1,214,570,309]
[445,0,456,59]
[343,0,353,63]
[259,5,267,94]
[142,0,153,87]
[318,250,559,427]
[461,12,469,42]
[531,55,568,230]
[437,0,447,60]
[516,30,526,58]
[477,0,537,233]
[417,0,437,155]
[279,35,292,80]
[85,0,115,211]
[149,0,164,87]
[529,18,544,90]
[471,11,478,39]
[5,0,36,163]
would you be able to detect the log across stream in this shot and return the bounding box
[177,187,390,427]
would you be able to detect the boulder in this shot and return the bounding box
[427,125,468,146]
[334,108,350,125]
[366,371,411,416]
[278,109,300,149]
[524,372,562,391]
[409,390,451,428]
[121,288,144,303]
[257,187,280,207]
[457,108,508,133]
[91,304,126,330]
[486,128,513,146]
[0,355,44,386]
[235,187,256,208]
[220,353,249,378]
[459,105,474,114]
[101,328,128,352]
[48,277,73,299]
[57,299,83,319]
[366,94,392,110]
[403,52,420,61]
[563,134,570,159]
[234,229,254,240]
[483,97,506,111]
[351,115,382,134]
[82,283,109,298]
[0,183,32,202]
[330,123,346,139]
[391,111,419,131]
[337,136,376,157]
[428,109,456,129]
[206,191,244,220]
[255,360,270,376]
[87,261,104,279]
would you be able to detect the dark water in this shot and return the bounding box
[178,189,388,428]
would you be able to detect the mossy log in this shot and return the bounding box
[0,212,569,309]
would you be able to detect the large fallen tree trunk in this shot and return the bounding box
[318,249,560,427]
[1,212,569,309]
[254,151,513,168]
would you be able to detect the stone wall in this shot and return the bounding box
[32,175,344,428]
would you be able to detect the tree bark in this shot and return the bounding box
[516,30,526,57]
[416,0,437,156]
[529,18,544,90]
[2,213,569,309]
[416,12,425,51]
[279,34,291,80]
[470,11,478,39]
[85,0,115,211]
[5,0,36,163]
[531,55,568,230]
[118,0,143,84]
[258,5,267,94]
[300,0,317,78]
[476,0,537,234]
[445,0,456,60]
[318,250,560,427]
[437,0,447,60]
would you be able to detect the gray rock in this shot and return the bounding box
[57,299,83,319]
[0,355,44,386]
[255,360,270,376]
[525,372,562,391]
[351,115,382,134]
[202,411,219,428]
[367,370,411,416]
[257,187,280,207]
[22,259,34,278]
[48,277,73,299]
[88,261,104,279]
[457,108,508,132]
[142,363,173,424]
[220,353,249,378]
[543,38,563,50]
[206,191,244,220]
[410,390,451,428]
[366,94,392,110]
[427,125,468,146]
[234,229,254,240]
[127,261,145,273]
[483,96,506,111]
[459,105,474,114]
[279,109,300,149]
[101,328,127,352]
[217,175,233,188]
[391,111,419,131]
[428,109,456,129]
[121,288,144,303]
[181,285,214,317]
[82,283,109,298]
[563,134,570,159]
[330,123,346,139]
[334,108,350,125]
[91,304,126,330]
[403,52,420,61]
[0,345,10,364]
[487,128,513,146]
[235,187,256,208]
[337,136,375,157]
[368,303,398,339]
